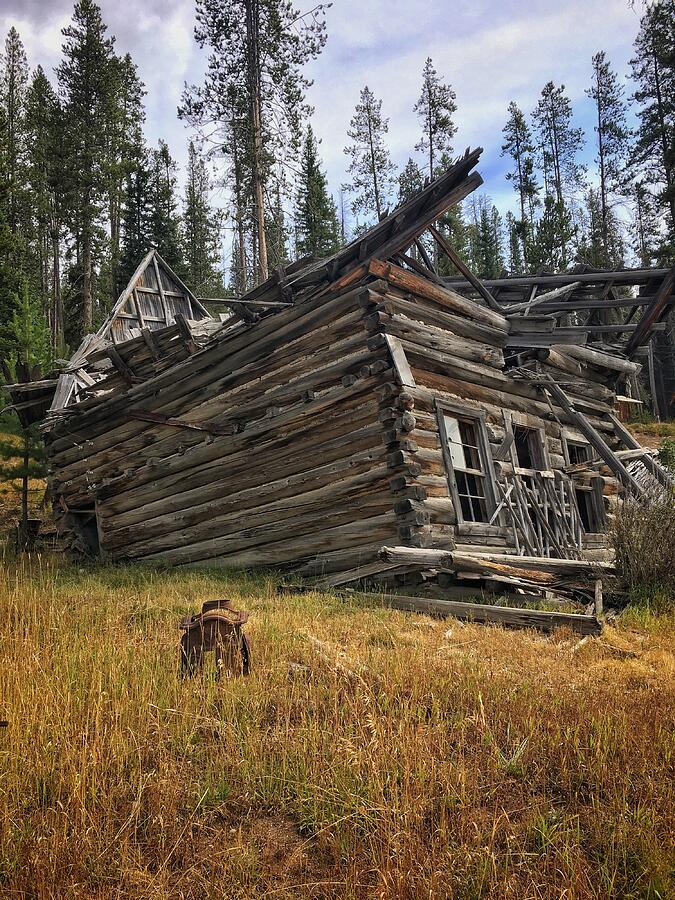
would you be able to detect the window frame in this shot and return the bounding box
[562,437,606,534]
[504,412,549,475]
[435,400,498,526]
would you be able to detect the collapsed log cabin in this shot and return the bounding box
[6,148,674,611]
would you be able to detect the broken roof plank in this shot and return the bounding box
[428,224,503,313]
[367,258,510,331]
[625,265,675,356]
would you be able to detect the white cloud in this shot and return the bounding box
[0,0,643,235]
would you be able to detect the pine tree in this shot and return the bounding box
[0,280,49,537]
[505,211,524,274]
[182,140,223,294]
[295,125,339,259]
[0,27,28,236]
[397,157,424,203]
[501,101,539,258]
[632,179,663,266]
[586,51,630,257]
[532,82,585,266]
[414,57,457,179]
[104,52,146,306]
[266,176,289,272]
[181,0,328,285]
[630,0,675,248]
[343,86,396,223]
[478,199,505,278]
[576,187,624,268]
[25,67,66,349]
[119,146,152,288]
[57,0,116,335]
[148,140,184,276]
[0,105,20,363]
[528,196,576,271]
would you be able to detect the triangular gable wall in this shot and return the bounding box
[46,250,213,414]
[99,249,211,344]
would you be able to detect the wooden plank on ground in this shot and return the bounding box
[379,592,602,635]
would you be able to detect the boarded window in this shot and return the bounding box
[565,440,602,532]
[439,411,493,523]
[513,425,545,470]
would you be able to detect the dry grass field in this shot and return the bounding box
[0,554,673,899]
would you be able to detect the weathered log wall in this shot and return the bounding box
[360,275,622,556]
[46,283,402,572]
[45,264,625,576]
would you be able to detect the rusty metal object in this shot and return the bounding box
[179,599,250,677]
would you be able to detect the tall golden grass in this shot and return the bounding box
[0,554,673,898]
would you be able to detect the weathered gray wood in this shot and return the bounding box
[378,545,613,576]
[367,258,510,330]
[609,413,673,488]
[380,592,602,635]
[541,380,644,496]
[552,344,641,376]
[384,334,416,387]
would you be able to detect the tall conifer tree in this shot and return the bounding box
[181,0,328,285]
[532,82,585,266]
[586,51,630,256]
[414,57,457,179]
[295,125,339,258]
[630,0,675,249]
[343,86,396,223]
[25,67,65,348]
[182,140,222,294]
[501,101,539,259]
[57,0,116,335]
[148,140,184,276]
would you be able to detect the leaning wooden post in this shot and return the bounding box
[594,579,603,617]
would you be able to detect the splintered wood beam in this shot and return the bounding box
[626,265,675,355]
[534,295,675,313]
[414,237,437,274]
[173,313,199,354]
[504,282,581,314]
[428,224,503,313]
[379,546,613,576]
[394,251,445,286]
[106,346,135,384]
[197,297,293,307]
[443,267,672,290]
[367,258,510,330]
[540,380,644,496]
[141,327,161,361]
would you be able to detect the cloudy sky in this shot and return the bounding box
[1,0,644,230]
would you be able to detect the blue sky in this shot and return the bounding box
[1,0,645,235]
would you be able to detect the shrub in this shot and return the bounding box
[612,494,675,610]
[657,437,675,472]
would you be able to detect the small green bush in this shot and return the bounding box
[612,494,675,611]
[657,437,675,472]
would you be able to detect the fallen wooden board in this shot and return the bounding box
[379,592,602,635]
[378,546,614,576]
